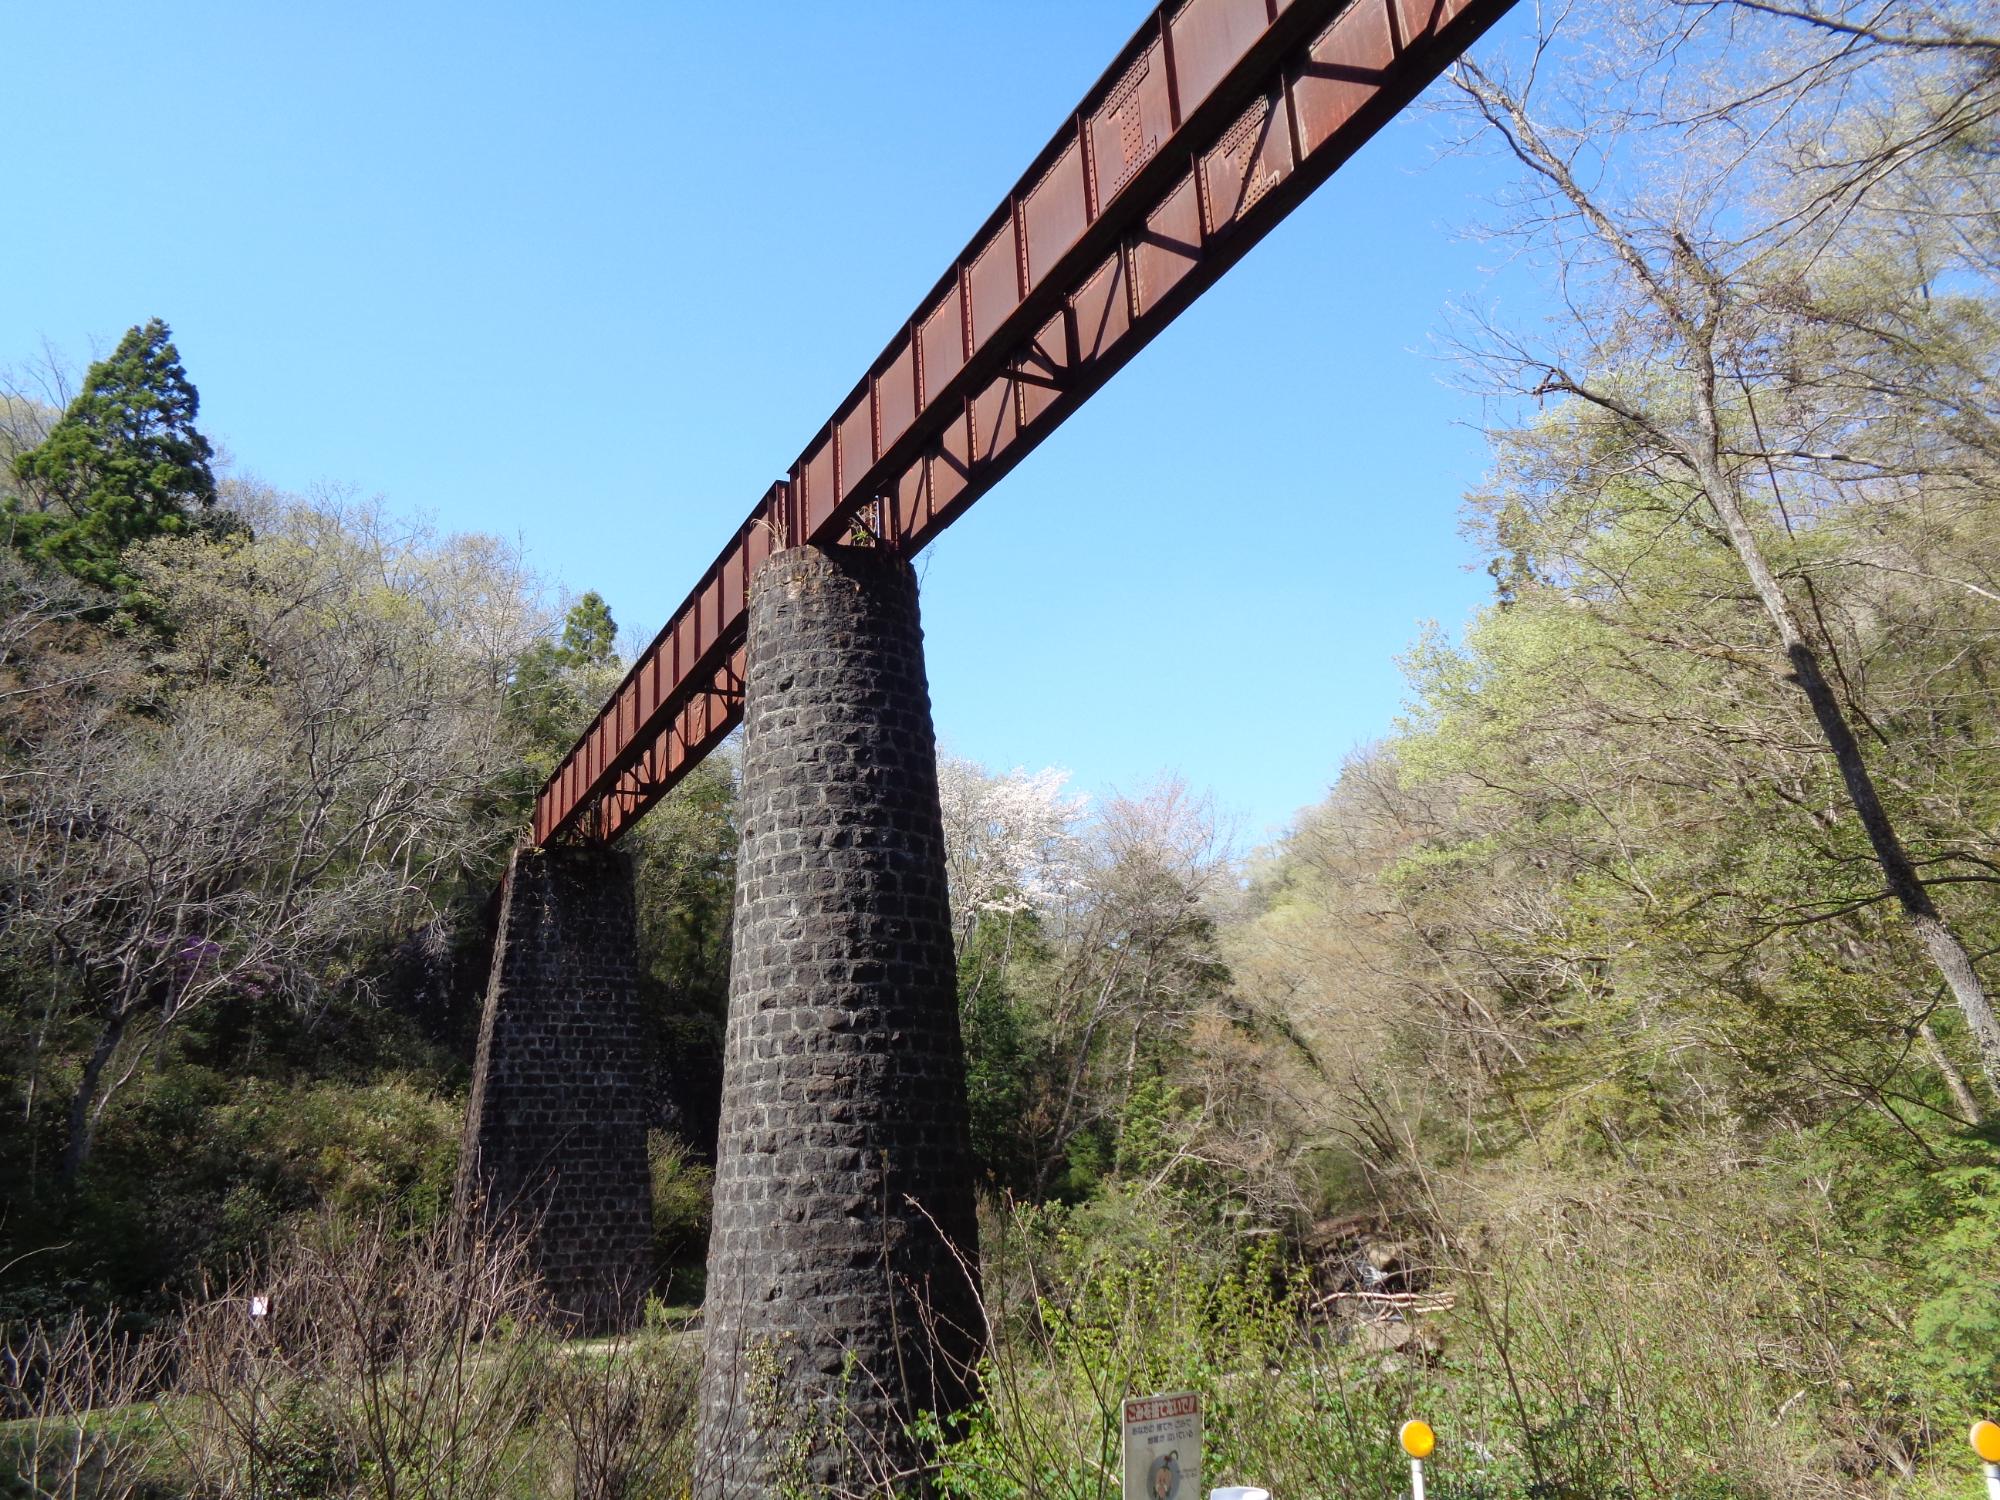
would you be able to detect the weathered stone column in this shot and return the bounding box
[457,843,653,1333]
[695,545,982,1497]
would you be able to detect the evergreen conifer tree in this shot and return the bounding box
[9,319,219,597]
[507,591,622,767]
[557,590,616,666]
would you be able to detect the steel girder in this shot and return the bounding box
[535,0,1517,846]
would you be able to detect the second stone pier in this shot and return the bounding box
[457,843,652,1334]
[694,544,982,1497]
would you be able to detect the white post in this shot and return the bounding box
[1983,1460,2000,1500]
[1410,1457,1426,1500]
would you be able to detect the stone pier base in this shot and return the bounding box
[695,545,983,1497]
[457,843,653,1333]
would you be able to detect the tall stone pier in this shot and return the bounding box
[695,545,982,1497]
[457,844,653,1333]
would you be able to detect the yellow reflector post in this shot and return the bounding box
[1973,1420,2000,1465]
[1400,1420,1437,1460]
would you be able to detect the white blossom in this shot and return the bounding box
[935,756,1088,944]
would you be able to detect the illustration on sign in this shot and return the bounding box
[1122,1391,1201,1500]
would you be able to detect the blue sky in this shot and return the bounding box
[6,2,1539,847]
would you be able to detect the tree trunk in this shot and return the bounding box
[1452,54,2000,1103]
[59,1007,130,1188]
[1035,951,1125,1197]
[1918,1020,1983,1124]
[1694,453,2000,1098]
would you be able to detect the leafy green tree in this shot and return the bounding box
[956,911,1041,1191]
[633,754,736,1013]
[1447,12,2000,1096]
[558,588,616,665]
[506,590,622,778]
[8,320,219,598]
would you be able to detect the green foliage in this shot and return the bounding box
[1208,118,2000,1485]
[1907,1164,2000,1401]
[506,590,623,779]
[207,1077,462,1226]
[1113,1073,1188,1179]
[958,912,1041,1191]
[1369,457,2000,1153]
[7,320,219,600]
[1785,1110,2000,1441]
[630,755,737,1186]
[0,490,528,1316]
[246,1386,350,1500]
[558,589,616,665]
[946,783,1240,1211]
[632,754,737,1015]
[646,1129,713,1300]
[932,1204,1436,1500]
[7,16,2000,1482]
[1,1071,462,1321]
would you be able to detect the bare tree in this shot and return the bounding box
[1,498,542,1186]
[1,1312,168,1500]
[1030,777,1235,1193]
[165,1210,552,1500]
[1442,4,2000,1092]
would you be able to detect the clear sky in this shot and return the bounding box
[6,2,1539,847]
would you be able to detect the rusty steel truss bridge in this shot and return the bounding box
[535,0,1515,847]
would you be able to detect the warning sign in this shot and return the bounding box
[1122,1390,1202,1500]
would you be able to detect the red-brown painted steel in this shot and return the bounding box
[535,0,1517,846]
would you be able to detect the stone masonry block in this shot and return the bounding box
[458,843,653,1334]
[695,545,982,1498]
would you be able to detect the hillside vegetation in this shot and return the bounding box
[5,1,2000,1496]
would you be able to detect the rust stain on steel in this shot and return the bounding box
[535,0,1518,847]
